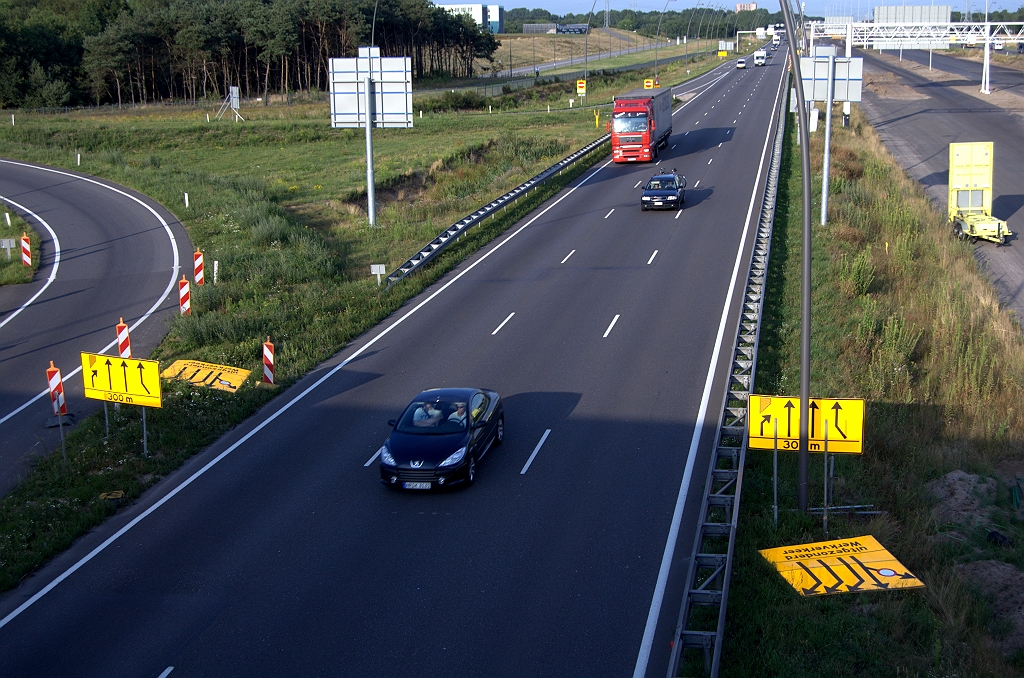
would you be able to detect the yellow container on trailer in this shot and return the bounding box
[948,142,1013,245]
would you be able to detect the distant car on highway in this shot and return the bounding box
[641,170,686,210]
[736,58,746,69]
[379,388,504,490]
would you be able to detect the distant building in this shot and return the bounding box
[437,4,504,33]
[523,23,557,34]
[736,3,757,11]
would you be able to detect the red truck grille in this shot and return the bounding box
[619,136,643,143]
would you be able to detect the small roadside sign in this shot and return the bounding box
[370,263,386,285]
[748,395,864,454]
[161,359,251,392]
[760,535,924,596]
[644,79,654,89]
[1,238,14,260]
[81,352,162,408]
[576,79,586,96]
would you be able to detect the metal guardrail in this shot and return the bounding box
[667,74,789,678]
[383,133,611,290]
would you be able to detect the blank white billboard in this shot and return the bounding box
[330,47,413,129]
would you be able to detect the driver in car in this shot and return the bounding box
[413,401,443,425]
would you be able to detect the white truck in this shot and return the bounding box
[772,34,781,47]
[753,49,767,66]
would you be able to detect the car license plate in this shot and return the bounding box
[654,201,663,205]
[403,481,431,490]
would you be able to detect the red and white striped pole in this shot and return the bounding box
[21,232,30,267]
[47,360,68,461]
[116,317,132,358]
[178,275,190,316]
[263,337,275,384]
[194,249,204,286]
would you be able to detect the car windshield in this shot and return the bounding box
[395,397,468,434]
[613,113,648,133]
[646,178,676,190]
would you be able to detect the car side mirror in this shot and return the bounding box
[650,120,655,131]
[388,419,397,427]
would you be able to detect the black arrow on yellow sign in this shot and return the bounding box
[90,369,97,388]
[809,401,818,438]
[832,402,848,439]
[784,400,795,437]
[120,361,129,390]
[137,363,150,394]
[797,561,822,595]
[837,557,865,592]
[105,359,113,387]
[851,556,888,589]
[819,561,845,594]
[760,414,771,436]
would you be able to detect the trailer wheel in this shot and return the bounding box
[953,222,965,241]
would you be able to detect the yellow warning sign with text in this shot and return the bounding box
[748,395,865,454]
[576,79,586,96]
[760,535,924,596]
[81,352,162,408]
[161,359,251,392]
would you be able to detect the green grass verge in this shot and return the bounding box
[0,211,39,285]
[0,98,608,590]
[711,107,1024,676]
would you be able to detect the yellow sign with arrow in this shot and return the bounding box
[80,352,162,408]
[747,395,865,454]
[760,535,924,596]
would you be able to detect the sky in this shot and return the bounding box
[527,0,1020,21]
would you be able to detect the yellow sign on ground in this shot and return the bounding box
[644,78,654,89]
[161,359,251,392]
[748,395,865,454]
[576,79,586,96]
[760,535,924,596]
[81,352,162,408]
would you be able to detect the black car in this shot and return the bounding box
[379,388,504,490]
[641,170,686,211]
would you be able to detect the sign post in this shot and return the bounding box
[81,352,162,456]
[46,361,68,462]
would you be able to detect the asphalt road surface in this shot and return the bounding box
[0,161,192,494]
[0,53,789,678]
[856,48,1024,319]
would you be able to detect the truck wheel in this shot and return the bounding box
[953,222,964,241]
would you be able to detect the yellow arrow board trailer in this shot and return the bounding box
[748,395,865,454]
[81,352,162,407]
[948,142,1012,245]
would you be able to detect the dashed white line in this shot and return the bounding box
[158,669,174,678]
[685,131,689,135]
[492,312,515,335]
[718,142,723,147]
[675,210,682,219]
[603,314,620,338]
[561,249,576,264]
[708,158,713,165]
[647,250,659,265]
[605,209,615,219]
[520,429,551,474]
[733,120,737,123]
[634,180,643,188]
[694,180,700,187]
[671,144,677,150]
[364,448,382,466]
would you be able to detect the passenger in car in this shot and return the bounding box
[448,403,467,424]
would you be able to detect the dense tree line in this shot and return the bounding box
[505,6,789,40]
[0,0,500,108]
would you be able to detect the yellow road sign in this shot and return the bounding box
[644,78,654,89]
[161,359,251,392]
[576,79,586,95]
[748,395,865,454]
[81,352,162,408]
[760,535,924,596]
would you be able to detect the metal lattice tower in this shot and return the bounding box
[605,0,610,27]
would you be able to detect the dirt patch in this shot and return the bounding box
[957,559,1024,654]
[927,469,997,528]
[862,67,929,100]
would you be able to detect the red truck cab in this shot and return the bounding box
[609,87,673,163]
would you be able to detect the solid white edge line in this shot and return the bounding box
[647,250,658,265]
[0,160,181,429]
[0,155,617,632]
[631,59,787,678]
[491,312,515,335]
[602,314,620,338]
[561,249,575,264]
[157,668,173,678]
[364,449,382,467]
[0,199,60,331]
[520,429,551,474]
[605,209,615,219]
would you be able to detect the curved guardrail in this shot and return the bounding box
[383,132,610,290]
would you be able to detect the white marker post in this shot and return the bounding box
[370,264,386,285]
[184,192,189,208]
[213,260,219,285]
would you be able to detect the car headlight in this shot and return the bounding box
[379,445,396,466]
[642,196,652,201]
[438,447,467,467]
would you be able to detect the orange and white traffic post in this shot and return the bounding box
[21,232,30,267]
[263,337,275,384]
[116,317,132,358]
[194,249,204,286]
[46,360,68,461]
[178,275,190,316]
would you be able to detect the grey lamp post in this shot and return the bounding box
[655,0,678,84]
[685,3,704,67]
[584,0,601,100]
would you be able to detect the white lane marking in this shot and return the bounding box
[364,448,382,466]
[604,209,615,219]
[684,131,689,135]
[0,154,619,633]
[632,58,788,678]
[647,250,659,265]
[603,314,620,338]
[675,210,682,220]
[491,312,515,335]
[520,429,551,474]
[634,180,643,188]
[694,121,699,125]
[727,130,732,134]
[718,142,723,147]
[656,160,662,165]
[708,158,713,165]
[561,249,576,264]
[158,669,173,678]
[694,180,700,187]
[0,199,60,332]
[703,112,707,116]
[670,145,676,150]
[0,162,181,429]
[733,120,737,123]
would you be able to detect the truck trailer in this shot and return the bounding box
[948,142,1013,245]
[609,87,673,163]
